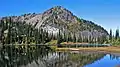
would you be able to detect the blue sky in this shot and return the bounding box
[0,0,120,34]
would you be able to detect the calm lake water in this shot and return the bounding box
[0,45,120,67]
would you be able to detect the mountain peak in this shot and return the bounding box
[42,6,75,23]
[52,6,64,9]
[43,6,73,16]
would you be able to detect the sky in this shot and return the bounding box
[0,0,120,34]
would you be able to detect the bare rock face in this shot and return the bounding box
[42,6,77,23]
[38,6,79,34]
[0,6,109,37]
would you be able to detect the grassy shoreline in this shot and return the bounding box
[56,46,120,53]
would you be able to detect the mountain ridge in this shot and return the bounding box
[0,6,109,38]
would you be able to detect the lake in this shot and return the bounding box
[0,45,120,67]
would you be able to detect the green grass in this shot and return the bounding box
[46,40,58,45]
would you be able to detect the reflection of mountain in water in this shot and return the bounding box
[0,45,105,67]
[42,52,105,67]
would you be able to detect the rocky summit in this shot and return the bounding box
[0,6,108,38]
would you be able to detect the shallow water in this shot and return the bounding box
[0,46,120,67]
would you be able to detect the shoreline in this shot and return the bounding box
[56,46,120,53]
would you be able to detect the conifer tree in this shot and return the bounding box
[109,29,112,40]
[115,28,119,39]
[73,33,76,43]
[57,29,62,44]
[1,20,5,45]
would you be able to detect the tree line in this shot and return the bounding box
[0,17,109,45]
[0,18,52,45]
[109,28,120,45]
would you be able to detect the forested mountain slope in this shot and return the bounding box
[0,6,109,44]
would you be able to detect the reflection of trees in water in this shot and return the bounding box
[109,54,120,60]
[0,45,52,67]
[0,46,112,67]
[42,52,105,67]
